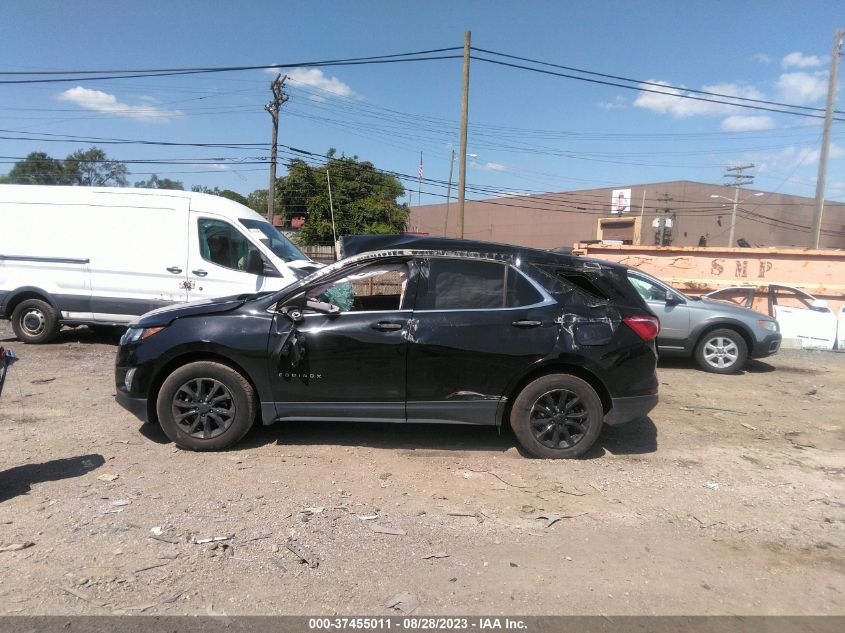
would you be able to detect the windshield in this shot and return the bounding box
[238,219,309,263]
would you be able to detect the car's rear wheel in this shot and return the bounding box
[510,374,603,458]
[694,328,747,374]
[11,298,60,344]
[156,361,256,451]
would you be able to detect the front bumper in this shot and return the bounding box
[751,333,782,358]
[115,388,149,423]
[604,394,658,426]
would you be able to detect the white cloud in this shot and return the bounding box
[56,86,182,122]
[599,95,626,110]
[755,143,844,172]
[633,81,765,118]
[470,161,507,172]
[782,51,823,69]
[776,71,828,104]
[267,67,356,99]
[493,191,528,198]
[721,115,775,132]
[753,53,772,65]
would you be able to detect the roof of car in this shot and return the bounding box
[340,234,578,263]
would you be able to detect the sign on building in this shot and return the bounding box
[611,188,631,214]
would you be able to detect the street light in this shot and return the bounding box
[444,151,478,236]
[710,192,764,247]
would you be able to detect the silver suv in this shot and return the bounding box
[627,269,781,374]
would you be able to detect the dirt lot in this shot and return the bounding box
[0,321,843,616]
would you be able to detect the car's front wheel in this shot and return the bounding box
[694,328,748,374]
[11,298,60,344]
[156,361,256,451]
[510,374,604,458]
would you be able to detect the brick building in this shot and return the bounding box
[410,180,845,249]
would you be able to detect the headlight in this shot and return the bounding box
[120,326,165,345]
[758,320,778,332]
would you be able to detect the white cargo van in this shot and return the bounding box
[0,185,321,343]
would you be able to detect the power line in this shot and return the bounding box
[472,46,844,116]
[471,55,845,123]
[0,47,463,75]
[0,52,464,85]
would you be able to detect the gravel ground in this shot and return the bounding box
[0,322,842,616]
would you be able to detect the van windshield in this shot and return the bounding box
[238,219,309,263]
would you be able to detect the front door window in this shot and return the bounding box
[198,218,260,272]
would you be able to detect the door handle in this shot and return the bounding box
[512,320,542,328]
[192,269,208,277]
[371,321,403,331]
[166,266,183,274]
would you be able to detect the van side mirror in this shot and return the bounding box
[244,250,264,275]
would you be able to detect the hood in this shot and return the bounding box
[131,295,248,327]
[696,296,772,320]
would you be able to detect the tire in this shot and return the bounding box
[10,298,61,344]
[694,328,748,374]
[156,361,256,451]
[510,374,604,459]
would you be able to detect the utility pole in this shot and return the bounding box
[326,167,338,261]
[455,30,471,239]
[265,73,288,224]
[811,28,843,249]
[723,164,754,247]
[443,148,455,236]
[655,193,673,246]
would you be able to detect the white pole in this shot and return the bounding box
[326,168,338,261]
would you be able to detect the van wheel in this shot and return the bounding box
[510,374,603,459]
[156,361,256,451]
[694,329,747,374]
[11,299,61,344]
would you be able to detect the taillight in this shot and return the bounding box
[623,315,660,341]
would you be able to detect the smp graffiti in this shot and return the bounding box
[710,259,773,278]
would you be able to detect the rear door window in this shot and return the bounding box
[415,258,543,310]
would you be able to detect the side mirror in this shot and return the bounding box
[280,306,304,324]
[665,293,683,305]
[244,250,264,275]
[811,299,829,311]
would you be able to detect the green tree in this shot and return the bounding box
[190,185,221,195]
[190,185,250,207]
[64,147,128,187]
[246,189,268,215]
[279,154,407,245]
[135,174,184,190]
[5,152,71,185]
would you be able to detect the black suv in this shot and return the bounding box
[115,238,659,458]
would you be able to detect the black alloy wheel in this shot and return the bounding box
[529,389,590,449]
[156,361,256,451]
[171,377,237,440]
[510,373,604,459]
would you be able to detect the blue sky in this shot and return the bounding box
[2,0,843,203]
